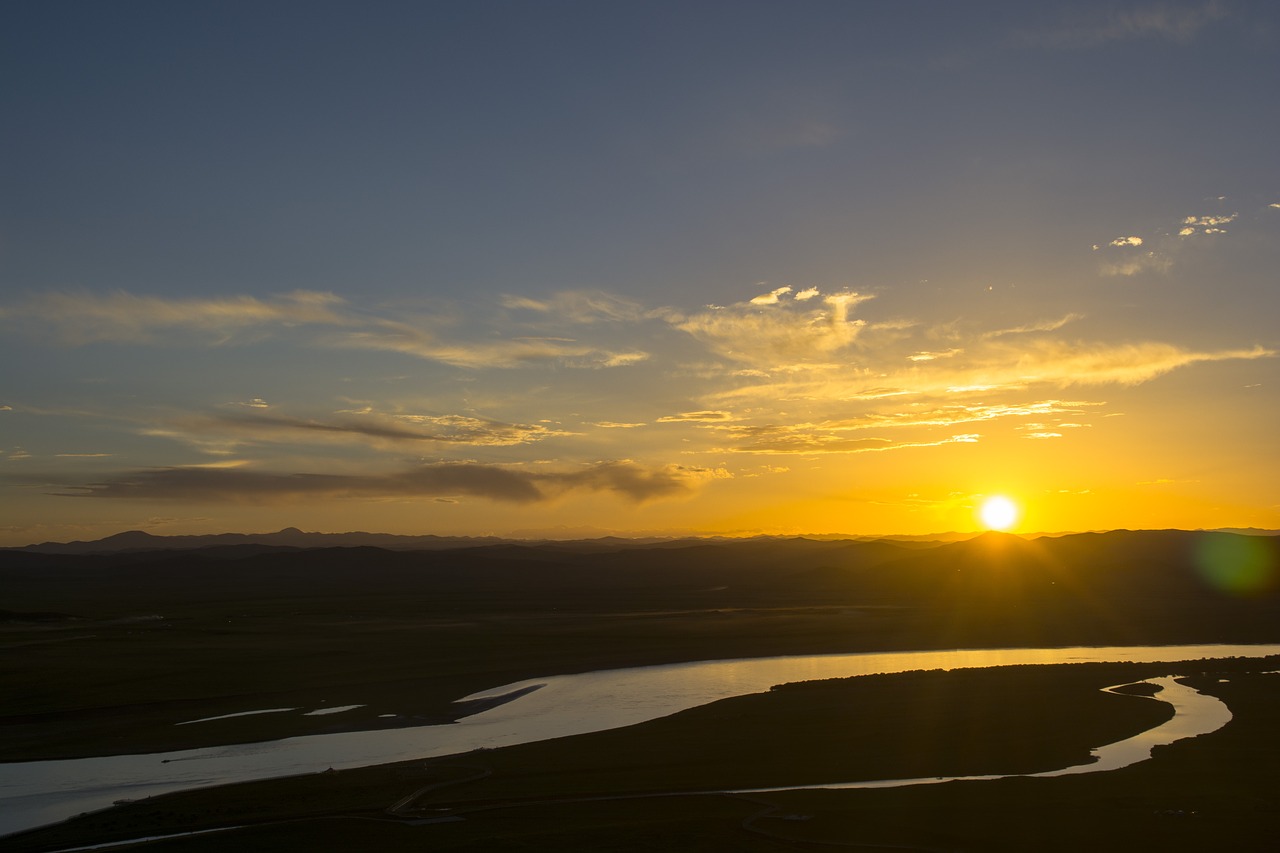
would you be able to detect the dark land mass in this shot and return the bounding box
[2,530,1279,850]
[6,527,983,555]
[6,659,1280,853]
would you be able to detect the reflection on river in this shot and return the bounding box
[733,675,1229,794]
[2,643,1278,836]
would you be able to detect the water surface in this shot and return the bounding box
[2,643,1276,835]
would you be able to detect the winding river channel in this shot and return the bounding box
[3,643,1278,836]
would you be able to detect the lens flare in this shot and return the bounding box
[1195,533,1275,595]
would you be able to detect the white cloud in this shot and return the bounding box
[671,290,875,369]
[1183,213,1237,226]
[1179,212,1239,237]
[750,286,793,305]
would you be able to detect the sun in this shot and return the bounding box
[979,495,1019,531]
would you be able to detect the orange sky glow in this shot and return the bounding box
[2,3,1278,545]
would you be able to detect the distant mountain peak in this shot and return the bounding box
[101,530,160,542]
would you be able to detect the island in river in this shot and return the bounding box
[2,529,1278,850]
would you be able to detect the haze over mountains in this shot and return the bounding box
[8,527,969,555]
[9,526,1280,556]
[5,530,1277,648]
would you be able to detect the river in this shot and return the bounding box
[2,643,1278,836]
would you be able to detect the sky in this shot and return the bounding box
[2,1,1278,544]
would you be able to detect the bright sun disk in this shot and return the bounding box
[979,496,1019,531]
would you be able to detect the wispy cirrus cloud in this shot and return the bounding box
[709,424,981,455]
[701,400,1099,455]
[1016,2,1227,49]
[818,400,1104,432]
[707,338,1274,407]
[995,340,1273,386]
[1,290,351,345]
[1098,250,1174,277]
[54,460,729,504]
[161,409,574,452]
[655,410,734,423]
[984,314,1085,338]
[336,318,649,369]
[907,348,963,362]
[1,289,649,370]
[9,282,1272,487]
[500,290,649,324]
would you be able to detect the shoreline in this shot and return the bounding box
[4,645,1277,841]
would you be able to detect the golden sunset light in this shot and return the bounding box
[979,496,1020,531]
[4,6,1280,850]
[0,0,1274,547]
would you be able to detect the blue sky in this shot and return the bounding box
[2,1,1278,543]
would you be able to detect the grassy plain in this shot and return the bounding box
[6,660,1279,852]
[3,531,1279,850]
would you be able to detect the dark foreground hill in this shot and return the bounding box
[1,529,1277,762]
[4,529,1276,630]
[3,531,1280,852]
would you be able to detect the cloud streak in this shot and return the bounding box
[3,290,351,345]
[338,319,648,369]
[210,411,573,448]
[656,411,734,423]
[707,339,1274,407]
[56,461,728,504]
[710,425,981,455]
[996,341,1274,386]
[1,290,649,370]
[500,290,650,324]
